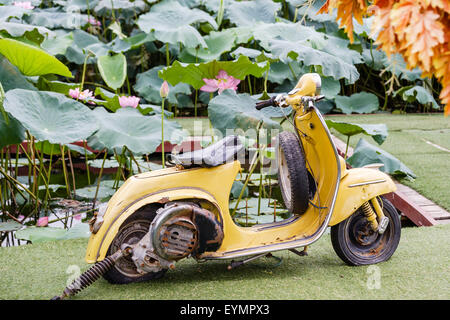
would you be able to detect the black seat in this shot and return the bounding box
[170,135,244,168]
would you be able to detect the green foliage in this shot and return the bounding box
[325,120,388,145]
[347,138,416,180]
[97,52,127,90]
[159,55,270,90]
[334,92,380,114]
[134,65,191,105]
[0,38,72,77]
[87,107,184,155]
[137,1,217,48]
[395,85,440,110]
[3,89,98,144]
[208,90,282,140]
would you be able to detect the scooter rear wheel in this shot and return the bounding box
[331,197,401,266]
[103,204,167,284]
[277,131,310,215]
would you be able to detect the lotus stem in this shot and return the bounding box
[113,149,125,187]
[0,175,5,216]
[0,165,39,203]
[293,7,299,23]
[19,144,51,197]
[256,126,264,216]
[232,122,263,217]
[161,97,165,168]
[110,0,116,21]
[231,150,259,217]
[165,43,170,66]
[127,148,142,174]
[34,144,50,210]
[14,144,19,179]
[30,136,37,198]
[288,62,296,80]
[43,143,54,213]
[126,75,131,96]
[60,145,72,199]
[344,136,350,159]
[66,147,77,197]
[0,82,8,125]
[217,0,224,27]
[194,89,198,118]
[83,141,91,185]
[92,149,108,211]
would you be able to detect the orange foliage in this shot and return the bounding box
[320,0,450,115]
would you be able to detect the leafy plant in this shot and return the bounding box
[347,138,416,180]
[0,38,72,77]
[97,52,127,91]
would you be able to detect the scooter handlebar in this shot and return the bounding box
[255,94,325,110]
[255,96,276,110]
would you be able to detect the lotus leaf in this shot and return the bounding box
[97,52,127,90]
[3,89,98,145]
[0,38,72,77]
[137,1,217,48]
[208,90,282,141]
[334,92,379,114]
[347,138,416,180]
[87,107,185,155]
[159,55,269,90]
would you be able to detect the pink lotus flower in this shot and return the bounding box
[37,216,48,227]
[160,81,169,99]
[69,88,96,105]
[74,214,82,221]
[119,95,140,108]
[200,70,240,94]
[87,17,101,27]
[13,1,34,9]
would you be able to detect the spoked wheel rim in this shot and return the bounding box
[343,210,395,263]
[109,219,150,278]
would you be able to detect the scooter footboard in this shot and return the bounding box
[328,167,397,226]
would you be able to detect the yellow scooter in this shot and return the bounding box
[53,74,401,299]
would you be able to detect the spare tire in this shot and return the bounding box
[277,131,310,215]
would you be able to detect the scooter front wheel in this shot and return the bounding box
[103,204,167,284]
[277,131,310,215]
[331,197,401,266]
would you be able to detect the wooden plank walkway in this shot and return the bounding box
[331,136,450,226]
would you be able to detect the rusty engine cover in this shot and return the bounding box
[152,203,224,261]
[159,215,198,260]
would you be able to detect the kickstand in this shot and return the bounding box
[227,252,282,270]
[289,246,308,257]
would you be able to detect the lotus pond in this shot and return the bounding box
[0,0,445,246]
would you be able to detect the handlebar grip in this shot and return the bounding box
[255,96,276,110]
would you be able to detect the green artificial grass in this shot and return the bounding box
[0,223,449,300]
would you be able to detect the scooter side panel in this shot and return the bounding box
[328,167,397,226]
[200,107,342,259]
[85,161,241,263]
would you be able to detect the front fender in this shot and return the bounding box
[328,168,397,226]
[85,161,240,263]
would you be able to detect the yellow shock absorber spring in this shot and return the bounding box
[361,201,378,231]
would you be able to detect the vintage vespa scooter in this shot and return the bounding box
[52,73,401,299]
